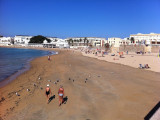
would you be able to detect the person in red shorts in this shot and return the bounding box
[58,85,64,106]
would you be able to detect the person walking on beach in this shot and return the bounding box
[58,85,64,106]
[45,84,52,104]
[48,55,51,61]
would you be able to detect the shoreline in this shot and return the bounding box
[0,58,31,88]
[0,48,160,120]
[0,48,65,120]
[0,47,58,88]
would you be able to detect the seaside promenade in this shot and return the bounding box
[0,48,160,120]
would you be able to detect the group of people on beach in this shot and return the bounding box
[45,84,64,106]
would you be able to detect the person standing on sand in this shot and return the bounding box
[58,85,64,106]
[45,84,52,104]
[48,55,51,61]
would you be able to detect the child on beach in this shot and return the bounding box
[45,84,52,104]
[58,85,64,106]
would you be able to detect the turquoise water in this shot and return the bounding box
[0,47,54,85]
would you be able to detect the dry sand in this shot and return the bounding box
[0,49,160,120]
[82,51,160,73]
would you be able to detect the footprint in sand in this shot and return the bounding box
[8,92,15,98]
[0,97,5,103]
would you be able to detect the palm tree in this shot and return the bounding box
[67,39,72,46]
[87,39,89,46]
[84,37,87,46]
[79,38,82,46]
[80,38,82,43]
[105,43,110,51]
[130,37,135,44]
[72,39,74,46]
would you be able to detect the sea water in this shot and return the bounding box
[0,47,54,86]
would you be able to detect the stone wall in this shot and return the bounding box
[119,45,160,53]
[151,46,160,53]
[111,47,119,53]
[119,45,145,52]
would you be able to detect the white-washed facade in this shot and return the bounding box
[43,39,69,48]
[108,38,123,47]
[47,37,59,42]
[67,37,106,47]
[122,38,131,45]
[56,39,69,48]
[130,33,160,45]
[0,37,13,46]
[14,35,32,46]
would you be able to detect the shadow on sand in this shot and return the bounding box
[63,96,68,104]
[48,95,55,104]
[144,101,160,120]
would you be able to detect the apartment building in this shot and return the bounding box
[108,38,123,47]
[67,37,106,47]
[14,35,33,46]
[130,33,160,45]
[0,37,13,46]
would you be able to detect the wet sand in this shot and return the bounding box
[0,49,160,120]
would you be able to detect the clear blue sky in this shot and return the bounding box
[0,0,160,38]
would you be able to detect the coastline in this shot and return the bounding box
[0,48,64,120]
[0,48,160,120]
[0,47,57,88]
[0,58,31,88]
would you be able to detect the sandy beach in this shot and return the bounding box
[82,51,160,73]
[0,49,160,120]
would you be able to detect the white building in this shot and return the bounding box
[0,37,13,46]
[108,38,123,47]
[56,39,69,48]
[14,35,32,46]
[130,33,160,45]
[88,37,106,47]
[122,38,131,45]
[43,39,69,48]
[67,37,106,47]
[47,37,59,42]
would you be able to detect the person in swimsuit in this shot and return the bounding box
[48,55,51,61]
[45,84,51,104]
[58,85,64,106]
